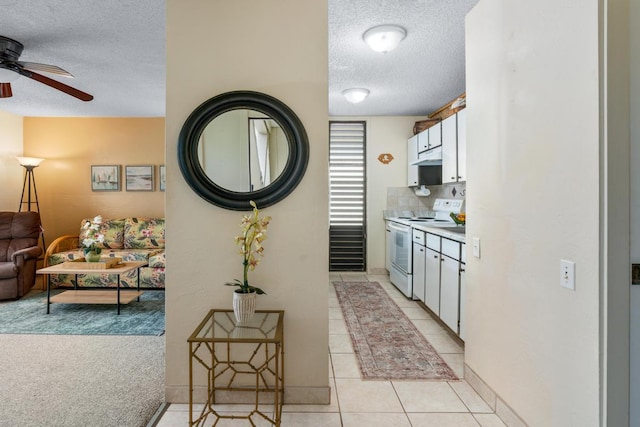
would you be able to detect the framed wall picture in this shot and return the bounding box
[125,165,154,191]
[159,165,166,191]
[91,165,120,191]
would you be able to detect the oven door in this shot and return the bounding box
[388,222,411,274]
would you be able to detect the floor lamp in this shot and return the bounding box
[17,156,46,252]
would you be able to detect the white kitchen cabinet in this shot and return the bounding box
[412,242,426,302]
[417,129,429,153]
[456,109,467,182]
[428,122,441,149]
[442,110,466,184]
[442,114,458,184]
[440,254,460,333]
[407,135,419,186]
[424,247,441,315]
[459,250,466,340]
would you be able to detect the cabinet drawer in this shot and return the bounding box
[426,233,440,251]
[441,238,461,260]
[412,229,425,245]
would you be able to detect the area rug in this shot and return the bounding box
[0,289,165,335]
[334,281,458,380]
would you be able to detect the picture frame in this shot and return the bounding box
[125,165,154,191]
[159,165,166,191]
[91,165,120,191]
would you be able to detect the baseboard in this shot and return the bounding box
[464,364,529,427]
[145,402,170,427]
[165,385,331,405]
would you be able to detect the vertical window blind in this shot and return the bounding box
[329,121,366,271]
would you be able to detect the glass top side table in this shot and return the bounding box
[188,309,284,426]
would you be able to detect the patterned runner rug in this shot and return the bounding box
[334,281,458,380]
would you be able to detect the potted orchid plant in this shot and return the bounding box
[82,215,105,262]
[226,201,271,322]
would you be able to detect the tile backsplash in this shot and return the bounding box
[385,183,466,218]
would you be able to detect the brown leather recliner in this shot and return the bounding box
[0,211,43,300]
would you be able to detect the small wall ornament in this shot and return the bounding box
[378,153,394,164]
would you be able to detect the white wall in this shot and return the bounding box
[630,0,640,423]
[165,0,329,403]
[465,0,602,425]
[0,110,23,210]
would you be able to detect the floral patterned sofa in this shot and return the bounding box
[44,217,165,289]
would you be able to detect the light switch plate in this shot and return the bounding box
[561,259,575,290]
[472,237,480,258]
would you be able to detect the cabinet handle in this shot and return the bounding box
[460,268,465,272]
[451,176,456,180]
[434,255,438,259]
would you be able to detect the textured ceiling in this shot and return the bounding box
[0,0,477,118]
[329,0,479,116]
[0,0,165,117]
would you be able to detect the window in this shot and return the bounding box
[329,121,366,271]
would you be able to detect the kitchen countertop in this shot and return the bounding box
[386,217,466,243]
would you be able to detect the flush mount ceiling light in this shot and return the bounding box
[342,88,370,104]
[363,25,407,53]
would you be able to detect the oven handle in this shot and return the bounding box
[388,222,410,233]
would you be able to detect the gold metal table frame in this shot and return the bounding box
[188,309,284,426]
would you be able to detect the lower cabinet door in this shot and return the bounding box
[459,265,466,340]
[412,242,426,301]
[424,248,441,315]
[440,255,460,333]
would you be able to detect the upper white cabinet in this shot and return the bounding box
[457,109,467,182]
[417,129,429,152]
[442,114,457,183]
[442,109,466,184]
[427,122,441,150]
[407,135,419,186]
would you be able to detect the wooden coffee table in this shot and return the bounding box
[36,260,147,314]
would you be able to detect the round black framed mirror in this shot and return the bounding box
[178,91,309,210]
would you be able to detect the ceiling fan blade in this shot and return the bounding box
[15,61,73,78]
[18,69,93,101]
[0,82,12,98]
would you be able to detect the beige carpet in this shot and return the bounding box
[334,281,458,381]
[0,334,164,427]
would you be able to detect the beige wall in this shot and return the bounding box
[465,0,602,425]
[165,0,329,403]
[0,110,24,210]
[22,117,165,243]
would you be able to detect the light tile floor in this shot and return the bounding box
[154,273,505,427]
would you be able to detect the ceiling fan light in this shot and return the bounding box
[363,25,407,53]
[342,88,370,104]
[0,82,12,98]
[0,67,19,83]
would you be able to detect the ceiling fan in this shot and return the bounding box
[0,35,93,101]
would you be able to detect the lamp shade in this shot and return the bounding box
[342,88,370,104]
[363,25,407,53]
[16,157,44,167]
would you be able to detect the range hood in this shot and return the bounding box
[410,146,442,166]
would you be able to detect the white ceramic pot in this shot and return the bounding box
[233,291,257,323]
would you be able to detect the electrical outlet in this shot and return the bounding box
[560,259,575,290]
